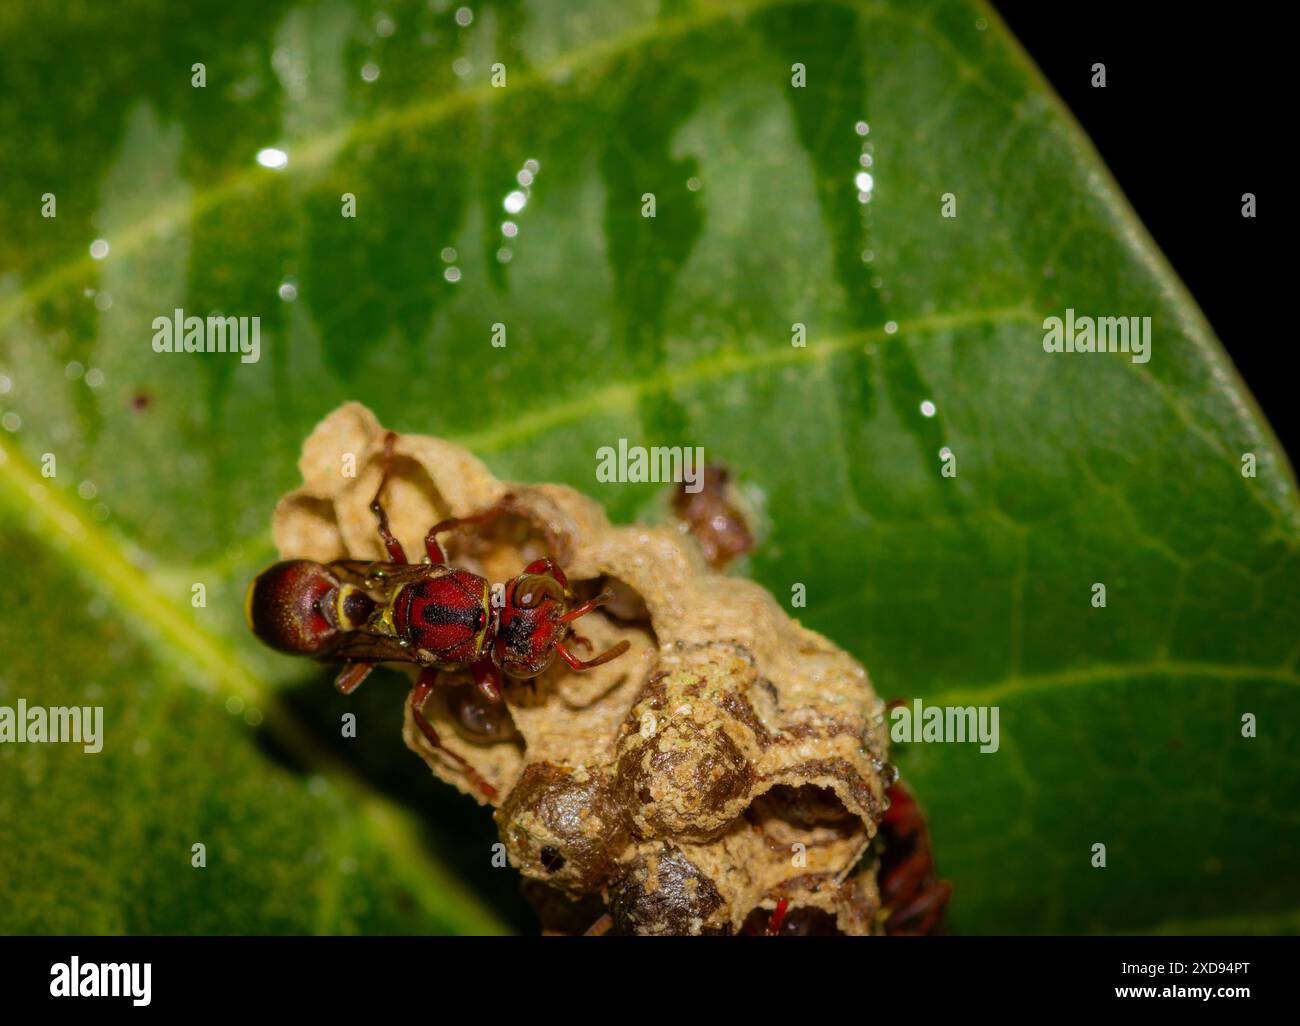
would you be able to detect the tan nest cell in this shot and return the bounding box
[271,402,893,935]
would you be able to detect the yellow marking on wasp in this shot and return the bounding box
[475,581,492,656]
[378,583,402,639]
[335,584,363,631]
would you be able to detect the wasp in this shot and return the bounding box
[245,432,629,799]
[874,780,952,935]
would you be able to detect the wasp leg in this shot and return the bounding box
[887,880,952,936]
[584,913,614,937]
[471,659,503,704]
[335,661,375,695]
[568,634,594,653]
[767,897,790,936]
[410,668,498,800]
[554,638,630,671]
[422,493,526,564]
[369,431,408,564]
[879,844,930,906]
[878,781,951,935]
[424,508,503,564]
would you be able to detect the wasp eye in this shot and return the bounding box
[513,573,564,609]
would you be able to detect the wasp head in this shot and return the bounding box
[492,567,575,678]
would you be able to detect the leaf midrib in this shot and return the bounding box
[454,303,1040,451]
[929,658,1300,708]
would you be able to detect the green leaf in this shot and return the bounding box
[1,0,1295,934]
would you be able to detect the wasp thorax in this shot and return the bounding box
[391,569,491,665]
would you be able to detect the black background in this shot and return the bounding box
[994,1,1286,455]
[0,934,1286,1012]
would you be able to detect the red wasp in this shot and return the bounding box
[875,781,952,935]
[245,432,629,799]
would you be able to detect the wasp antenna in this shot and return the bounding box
[554,638,629,671]
[558,589,615,624]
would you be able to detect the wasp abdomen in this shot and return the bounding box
[245,560,341,655]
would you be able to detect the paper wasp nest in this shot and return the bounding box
[272,403,892,935]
